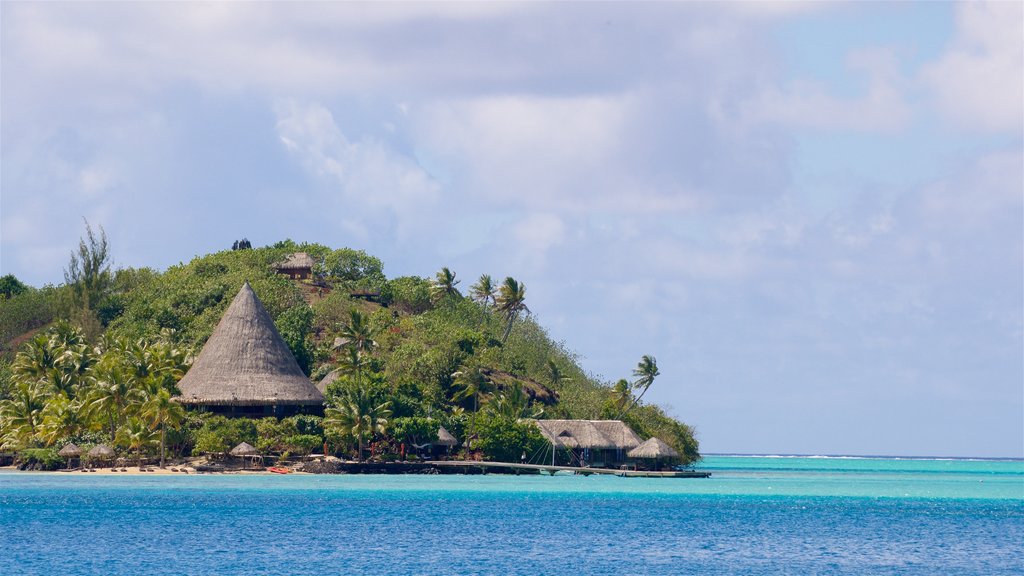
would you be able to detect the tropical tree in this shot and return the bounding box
[620,355,660,416]
[12,333,62,383]
[140,388,186,468]
[487,382,543,420]
[0,382,47,448]
[495,277,529,343]
[116,417,158,467]
[452,363,492,416]
[37,394,87,447]
[85,364,144,442]
[63,219,112,311]
[324,386,391,460]
[609,379,632,414]
[338,309,375,357]
[470,274,496,307]
[431,267,461,302]
[545,359,569,389]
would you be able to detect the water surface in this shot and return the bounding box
[2,456,1021,575]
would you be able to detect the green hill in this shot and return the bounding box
[0,238,699,464]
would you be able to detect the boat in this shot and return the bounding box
[267,466,291,474]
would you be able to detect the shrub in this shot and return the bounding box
[19,448,64,471]
[475,414,546,463]
[284,434,322,456]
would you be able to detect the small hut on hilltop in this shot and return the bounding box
[273,252,315,280]
[175,282,324,417]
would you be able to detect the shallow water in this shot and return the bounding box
[2,456,1021,575]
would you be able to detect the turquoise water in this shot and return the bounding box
[2,456,1021,575]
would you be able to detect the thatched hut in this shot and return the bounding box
[273,252,315,280]
[430,426,459,459]
[316,368,341,395]
[175,282,324,417]
[59,443,82,468]
[628,437,680,470]
[533,420,643,467]
[230,442,261,468]
[87,444,115,467]
[435,427,458,447]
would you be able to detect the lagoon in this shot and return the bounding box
[2,456,1022,575]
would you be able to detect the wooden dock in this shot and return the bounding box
[425,460,711,478]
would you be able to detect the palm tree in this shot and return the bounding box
[487,382,543,420]
[620,355,660,416]
[431,267,461,302]
[140,388,185,468]
[609,379,632,413]
[0,382,46,448]
[324,386,391,460]
[495,277,529,343]
[37,394,87,447]
[339,309,375,357]
[12,333,61,383]
[116,418,157,467]
[545,359,569,388]
[470,274,496,307]
[452,364,493,448]
[85,365,144,441]
[452,364,492,416]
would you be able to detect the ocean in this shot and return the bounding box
[1,455,1021,575]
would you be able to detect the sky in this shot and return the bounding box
[1,1,1021,457]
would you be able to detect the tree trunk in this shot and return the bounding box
[159,426,166,468]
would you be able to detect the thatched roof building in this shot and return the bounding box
[230,442,260,457]
[534,420,617,450]
[316,368,341,395]
[273,252,315,279]
[175,282,324,415]
[87,445,115,459]
[58,443,82,457]
[591,420,643,450]
[435,427,459,447]
[628,437,679,459]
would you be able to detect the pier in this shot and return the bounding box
[425,460,711,478]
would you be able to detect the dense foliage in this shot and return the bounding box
[0,238,700,464]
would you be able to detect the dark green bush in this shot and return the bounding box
[19,448,64,471]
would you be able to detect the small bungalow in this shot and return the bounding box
[175,282,324,418]
[533,420,642,468]
[627,437,679,471]
[273,252,315,280]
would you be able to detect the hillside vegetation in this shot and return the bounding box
[0,236,699,465]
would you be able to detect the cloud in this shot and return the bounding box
[920,1,1024,132]
[735,47,909,132]
[274,100,440,242]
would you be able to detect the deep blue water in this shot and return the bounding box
[2,456,1022,575]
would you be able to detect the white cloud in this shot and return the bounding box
[920,1,1024,132]
[735,47,909,132]
[274,100,440,241]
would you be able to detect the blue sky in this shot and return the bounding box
[2,2,1021,457]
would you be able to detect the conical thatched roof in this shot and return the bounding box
[316,368,341,395]
[628,437,679,459]
[88,445,115,459]
[230,442,260,456]
[176,282,324,406]
[58,443,82,457]
[434,426,458,447]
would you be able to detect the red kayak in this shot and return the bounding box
[267,466,291,474]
